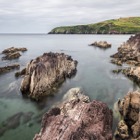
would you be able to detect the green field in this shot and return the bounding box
[48,17,140,34]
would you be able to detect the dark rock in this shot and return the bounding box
[15,68,26,77]
[89,41,111,48]
[22,112,34,124]
[115,91,140,140]
[112,69,122,74]
[20,52,78,100]
[0,64,20,74]
[1,47,27,60]
[2,52,21,60]
[33,88,113,140]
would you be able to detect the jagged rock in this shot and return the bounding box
[89,41,111,48]
[0,64,20,74]
[33,88,113,140]
[115,91,140,140]
[111,34,140,66]
[112,69,122,74]
[2,52,21,60]
[15,68,26,77]
[1,47,27,60]
[20,52,78,100]
[2,47,27,54]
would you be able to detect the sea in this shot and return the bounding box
[0,34,139,140]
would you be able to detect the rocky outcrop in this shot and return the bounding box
[115,91,140,140]
[34,88,113,140]
[1,47,27,60]
[89,41,111,48]
[20,52,78,100]
[15,68,26,77]
[0,64,20,74]
[110,34,140,84]
[111,34,140,66]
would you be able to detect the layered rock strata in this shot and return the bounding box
[34,88,113,140]
[20,52,78,100]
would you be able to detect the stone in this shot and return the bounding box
[0,64,20,74]
[1,47,27,60]
[20,52,78,100]
[89,41,112,48]
[115,91,140,140]
[33,88,113,140]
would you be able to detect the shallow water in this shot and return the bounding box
[0,34,139,140]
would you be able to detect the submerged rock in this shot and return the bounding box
[89,41,111,48]
[115,91,140,140]
[0,64,20,74]
[1,47,27,60]
[20,52,78,100]
[33,88,113,140]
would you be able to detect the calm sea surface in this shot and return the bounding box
[0,34,139,140]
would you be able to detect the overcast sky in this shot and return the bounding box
[0,0,140,33]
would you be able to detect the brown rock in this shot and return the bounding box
[20,52,78,100]
[0,64,20,74]
[115,91,140,140]
[89,41,111,48]
[1,47,27,60]
[33,88,113,140]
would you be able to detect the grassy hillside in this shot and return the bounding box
[48,17,140,34]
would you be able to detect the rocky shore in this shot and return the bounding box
[20,52,78,100]
[115,91,140,140]
[34,88,113,140]
[111,34,140,84]
[89,41,111,48]
[1,47,27,60]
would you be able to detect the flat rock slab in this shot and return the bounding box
[34,88,113,140]
[20,52,78,100]
[89,41,111,48]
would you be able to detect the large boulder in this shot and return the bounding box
[89,41,111,48]
[33,88,113,140]
[20,52,78,100]
[115,91,140,140]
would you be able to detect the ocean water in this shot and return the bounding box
[0,34,139,140]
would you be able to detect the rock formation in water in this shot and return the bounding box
[115,91,140,140]
[111,34,140,84]
[20,52,78,100]
[89,41,111,48]
[33,88,113,140]
[1,47,27,60]
[111,34,140,66]
[0,64,20,74]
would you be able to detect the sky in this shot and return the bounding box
[0,0,140,33]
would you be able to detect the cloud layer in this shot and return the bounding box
[0,0,140,33]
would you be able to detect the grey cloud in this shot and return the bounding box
[0,0,139,33]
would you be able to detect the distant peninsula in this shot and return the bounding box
[48,17,140,34]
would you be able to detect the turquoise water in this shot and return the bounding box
[0,34,139,140]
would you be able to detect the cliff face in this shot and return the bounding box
[48,17,140,34]
[34,88,113,140]
[20,52,77,100]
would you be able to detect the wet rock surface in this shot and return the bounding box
[111,34,140,84]
[1,47,27,60]
[0,64,20,74]
[34,88,113,140]
[115,91,140,140]
[89,41,111,48]
[111,34,140,66]
[20,52,78,100]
